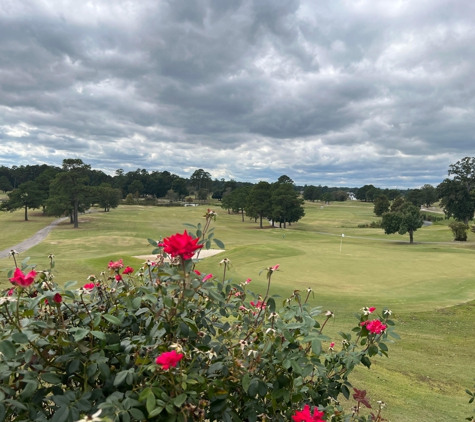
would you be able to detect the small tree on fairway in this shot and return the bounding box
[47,159,91,228]
[246,181,272,228]
[97,183,122,212]
[381,203,423,244]
[0,181,43,220]
[449,222,469,241]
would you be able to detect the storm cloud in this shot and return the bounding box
[1,0,475,187]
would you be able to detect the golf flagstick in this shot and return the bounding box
[340,233,345,253]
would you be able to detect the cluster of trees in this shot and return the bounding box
[369,157,475,243]
[221,175,305,228]
[303,185,354,202]
[0,159,123,227]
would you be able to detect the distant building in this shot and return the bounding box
[347,192,357,201]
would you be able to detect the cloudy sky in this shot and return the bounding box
[1,0,474,188]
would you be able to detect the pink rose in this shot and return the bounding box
[202,274,213,282]
[9,268,36,288]
[155,350,184,370]
[108,259,124,270]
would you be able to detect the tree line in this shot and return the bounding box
[220,175,305,228]
[2,157,475,237]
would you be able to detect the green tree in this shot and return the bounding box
[128,180,144,197]
[437,178,475,225]
[332,190,348,202]
[381,203,423,244]
[270,183,305,228]
[246,181,272,228]
[0,181,43,220]
[171,178,188,199]
[391,196,406,212]
[47,159,92,228]
[0,175,12,193]
[406,189,424,208]
[437,157,475,224]
[197,189,209,201]
[420,184,438,207]
[221,187,251,220]
[124,193,135,205]
[321,192,333,203]
[97,183,121,212]
[365,187,381,202]
[190,169,212,192]
[303,185,321,202]
[373,195,390,216]
[449,221,469,241]
[356,184,375,201]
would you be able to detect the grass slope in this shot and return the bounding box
[0,201,474,420]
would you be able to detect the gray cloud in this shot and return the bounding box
[1,0,475,187]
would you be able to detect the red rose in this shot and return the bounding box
[53,293,62,304]
[159,230,203,261]
[123,266,134,275]
[155,350,184,370]
[9,268,36,288]
[292,404,325,422]
[84,283,95,290]
[361,319,387,334]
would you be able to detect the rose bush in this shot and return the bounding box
[0,210,397,421]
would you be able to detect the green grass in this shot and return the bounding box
[0,201,474,420]
[0,209,58,251]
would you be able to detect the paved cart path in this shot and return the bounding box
[0,217,68,259]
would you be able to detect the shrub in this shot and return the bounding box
[449,221,469,241]
[0,211,396,421]
[357,221,382,228]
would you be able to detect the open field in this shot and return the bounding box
[0,201,474,421]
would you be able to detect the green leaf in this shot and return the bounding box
[129,408,146,420]
[146,392,156,414]
[242,374,250,392]
[213,238,225,249]
[341,385,350,400]
[20,380,38,399]
[258,380,268,397]
[64,280,77,289]
[183,223,197,229]
[248,378,259,397]
[50,406,69,422]
[388,330,401,340]
[11,332,29,344]
[90,331,106,341]
[174,393,187,407]
[103,314,121,325]
[267,297,276,313]
[113,370,129,386]
[132,297,142,309]
[72,328,90,341]
[0,340,16,359]
[311,339,322,356]
[42,373,62,385]
[148,238,158,246]
[148,407,164,418]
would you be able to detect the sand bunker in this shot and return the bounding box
[134,249,225,261]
